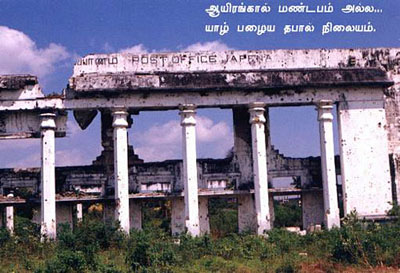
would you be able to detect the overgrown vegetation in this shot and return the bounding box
[209,198,238,237]
[1,206,400,272]
[274,200,302,228]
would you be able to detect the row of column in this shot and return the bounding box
[38,100,340,239]
[39,109,134,240]
[179,102,273,235]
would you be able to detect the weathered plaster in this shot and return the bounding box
[302,191,325,230]
[338,100,392,217]
[129,200,142,231]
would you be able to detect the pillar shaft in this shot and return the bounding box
[180,105,200,236]
[249,102,271,235]
[40,113,57,240]
[112,109,130,233]
[5,207,13,235]
[76,203,83,223]
[317,101,340,229]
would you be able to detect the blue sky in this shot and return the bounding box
[0,0,399,167]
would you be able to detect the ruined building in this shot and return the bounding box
[0,48,399,239]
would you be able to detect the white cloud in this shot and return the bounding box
[7,148,88,168]
[119,44,148,54]
[0,139,39,151]
[118,40,232,54]
[181,41,233,52]
[196,116,231,142]
[132,116,233,162]
[6,152,40,168]
[55,149,88,166]
[0,117,101,168]
[102,42,115,53]
[0,26,70,78]
[65,120,82,138]
[133,119,181,162]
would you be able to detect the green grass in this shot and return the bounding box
[1,207,400,272]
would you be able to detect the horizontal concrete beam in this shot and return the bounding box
[68,68,392,94]
[4,188,322,205]
[0,86,387,112]
[0,111,67,139]
[0,197,26,205]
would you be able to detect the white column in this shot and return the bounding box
[112,109,130,233]
[6,194,14,235]
[317,101,340,229]
[179,105,200,236]
[76,203,83,223]
[40,113,57,241]
[249,102,271,235]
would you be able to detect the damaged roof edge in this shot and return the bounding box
[67,68,393,94]
[0,75,38,90]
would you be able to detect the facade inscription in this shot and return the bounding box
[74,49,400,77]
[73,51,275,75]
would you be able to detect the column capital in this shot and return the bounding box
[179,104,196,126]
[112,109,129,128]
[40,113,56,130]
[316,100,334,121]
[248,102,266,125]
[316,100,334,108]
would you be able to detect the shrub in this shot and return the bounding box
[14,215,40,244]
[274,200,302,228]
[0,227,10,247]
[320,211,400,267]
[142,201,171,233]
[98,263,124,273]
[56,219,124,270]
[125,229,179,271]
[267,229,303,254]
[200,256,237,272]
[36,250,87,273]
[5,212,400,272]
[178,234,212,260]
[326,212,372,265]
[208,198,238,237]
